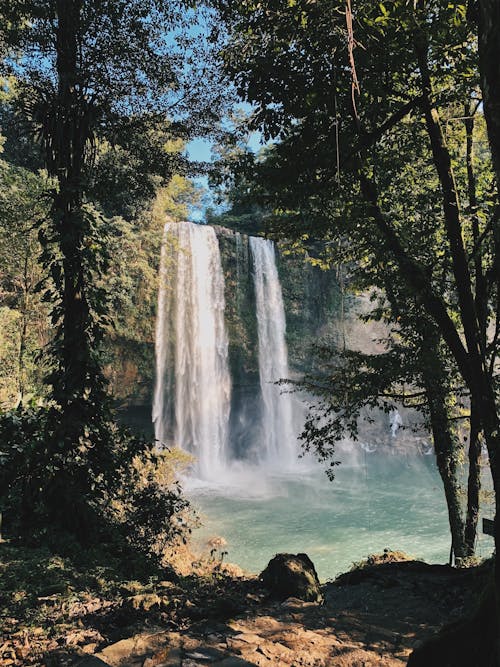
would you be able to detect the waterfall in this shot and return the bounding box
[152,221,231,479]
[249,237,297,467]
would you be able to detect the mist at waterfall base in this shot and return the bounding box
[152,222,492,581]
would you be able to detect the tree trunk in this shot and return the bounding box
[478,0,500,193]
[42,0,98,536]
[462,106,484,560]
[476,7,500,656]
[465,398,482,557]
[413,26,483,377]
[381,282,468,562]
[52,0,93,436]
[420,339,467,562]
[465,107,488,351]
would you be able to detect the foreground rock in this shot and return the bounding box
[260,553,322,602]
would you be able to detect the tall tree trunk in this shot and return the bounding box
[464,106,488,353]
[381,282,468,561]
[413,26,483,374]
[462,104,484,559]
[420,333,467,562]
[478,0,500,193]
[477,8,500,655]
[52,0,93,435]
[465,398,482,556]
[43,0,98,536]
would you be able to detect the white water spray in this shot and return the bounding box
[249,237,297,467]
[389,408,403,438]
[152,221,231,479]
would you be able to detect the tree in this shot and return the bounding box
[214,0,500,654]
[0,148,50,404]
[0,0,224,536]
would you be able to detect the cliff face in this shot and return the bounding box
[113,224,433,455]
[113,224,343,422]
[214,225,343,380]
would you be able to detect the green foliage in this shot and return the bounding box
[100,214,161,404]
[0,307,22,405]
[102,447,195,560]
[213,0,496,443]
[155,174,206,223]
[0,0,226,539]
[0,154,50,405]
[0,407,47,527]
[89,139,196,222]
[0,406,193,559]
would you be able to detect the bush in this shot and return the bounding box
[0,406,194,561]
[104,446,197,560]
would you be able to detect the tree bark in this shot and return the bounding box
[42,0,100,536]
[465,106,488,353]
[419,330,467,562]
[476,8,500,654]
[52,0,93,432]
[478,0,500,194]
[413,27,483,378]
[465,398,482,557]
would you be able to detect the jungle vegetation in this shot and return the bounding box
[0,1,499,664]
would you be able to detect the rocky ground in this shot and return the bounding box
[0,544,489,667]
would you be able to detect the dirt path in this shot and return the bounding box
[73,561,487,667]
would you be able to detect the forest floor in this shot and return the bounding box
[0,541,490,667]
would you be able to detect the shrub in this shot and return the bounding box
[0,406,194,561]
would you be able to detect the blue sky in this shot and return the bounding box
[184,127,264,222]
[186,137,213,163]
[184,138,214,221]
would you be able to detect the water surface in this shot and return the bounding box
[189,451,493,581]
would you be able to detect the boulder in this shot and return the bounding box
[259,553,322,602]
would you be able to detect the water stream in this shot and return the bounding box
[152,221,231,479]
[190,454,496,581]
[249,237,297,468]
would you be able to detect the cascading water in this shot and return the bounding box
[152,221,231,479]
[149,225,480,578]
[249,237,297,467]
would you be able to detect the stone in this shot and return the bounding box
[95,631,178,667]
[127,593,163,611]
[280,596,319,609]
[184,649,220,661]
[230,634,262,645]
[259,553,322,603]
